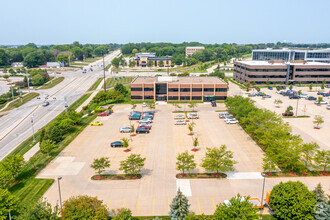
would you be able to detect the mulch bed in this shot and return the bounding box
[91,174,142,180]
[191,148,199,152]
[46,156,51,158]
[314,126,320,129]
[123,149,131,152]
[263,171,329,177]
[130,134,136,137]
[188,133,194,136]
[176,173,227,179]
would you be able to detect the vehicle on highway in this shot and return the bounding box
[262,95,271,98]
[226,118,239,124]
[219,113,233,118]
[187,113,199,119]
[82,70,86,73]
[98,110,111,116]
[90,121,103,126]
[139,118,152,123]
[111,141,123,148]
[120,127,132,133]
[136,127,150,134]
[289,95,301,99]
[305,96,317,100]
[282,112,294,116]
[42,101,49,107]
[174,115,185,119]
[142,102,147,107]
[175,120,187,125]
[211,101,216,107]
[326,105,330,110]
[314,100,328,105]
[44,94,49,98]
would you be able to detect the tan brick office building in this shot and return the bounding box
[185,46,205,57]
[133,53,171,68]
[234,60,330,84]
[131,76,227,102]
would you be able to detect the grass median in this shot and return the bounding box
[1,92,39,112]
[105,76,134,88]
[38,77,64,89]
[87,78,103,91]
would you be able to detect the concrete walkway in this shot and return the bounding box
[23,142,40,161]
[76,78,105,112]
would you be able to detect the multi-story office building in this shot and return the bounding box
[131,76,227,102]
[252,48,330,63]
[234,60,330,84]
[185,46,205,57]
[133,53,171,68]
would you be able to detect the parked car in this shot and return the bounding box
[129,115,141,120]
[187,113,199,119]
[142,102,147,107]
[42,101,49,107]
[142,114,154,120]
[136,127,150,134]
[306,96,317,100]
[111,141,123,147]
[174,115,185,119]
[248,93,257,97]
[282,112,294,116]
[219,113,233,118]
[98,110,111,116]
[279,91,286,95]
[262,95,271,98]
[175,120,187,125]
[211,101,216,107]
[317,92,324,95]
[256,92,263,96]
[120,127,132,133]
[281,86,286,90]
[90,121,103,126]
[314,100,328,105]
[139,123,152,129]
[268,86,273,90]
[299,94,308,98]
[325,85,330,88]
[226,119,239,124]
[326,105,330,110]
[44,94,49,98]
[322,93,330,97]
[289,95,301,99]
[143,111,155,116]
[139,118,152,124]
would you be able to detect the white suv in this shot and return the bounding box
[187,113,199,119]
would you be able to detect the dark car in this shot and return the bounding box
[136,127,150,134]
[289,95,301,99]
[256,92,263,96]
[281,86,286,90]
[129,116,141,120]
[98,110,111,116]
[282,112,294,116]
[279,91,286,95]
[111,141,123,147]
[322,93,330,97]
[211,101,216,107]
[307,96,317,100]
[317,92,325,95]
[325,85,330,88]
[268,86,273,90]
[262,95,271,98]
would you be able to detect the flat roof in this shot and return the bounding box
[186,46,205,49]
[252,48,330,53]
[132,76,226,84]
[235,60,330,66]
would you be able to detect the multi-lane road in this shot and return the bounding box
[0,50,121,160]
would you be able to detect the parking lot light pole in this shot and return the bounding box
[260,173,266,217]
[58,177,63,209]
[31,115,35,142]
[103,52,106,92]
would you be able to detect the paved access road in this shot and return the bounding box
[0,50,121,160]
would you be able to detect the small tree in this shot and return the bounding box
[0,188,19,219]
[201,145,236,174]
[111,208,133,220]
[188,122,195,134]
[40,139,56,156]
[147,60,153,67]
[314,150,330,172]
[309,83,313,91]
[119,154,146,177]
[312,183,330,220]
[300,142,319,170]
[274,99,283,107]
[317,96,323,104]
[285,105,293,114]
[169,189,190,219]
[19,199,60,220]
[321,79,326,90]
[158,60,164,67]
[269,181,316,220]
[276,86,281,92]
[313,115,324,128]
[262,156,277,173]
[90,157,110,175]
[188,102,197,111]
[121,137,130,148]
[289,84,293,90]
[176,151,196,175]
[214,194,258,219]
[245,81,251,91]
[266,79,270,86]
[129,60,136,68]
[0,154,25,180]
[147,102,155,110]
[3,75,9,81]
[192,137,199,150]
[173,103,181,111]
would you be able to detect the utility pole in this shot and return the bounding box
[11,85,14,100]
[19,88,22,103]
[31,115,35,142]
[296,98,299,117]
[260,173,266,218]
[58,177,63,209]
[102,51,106,92]
[27,74,31,94]
[68,55,71,67]
[64,97,68,112]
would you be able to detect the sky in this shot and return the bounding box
[1,0,330,45]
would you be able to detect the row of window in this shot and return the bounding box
[131,96,227,100]
[133,87,228,92]
[248,75,286,78]
[131,87,154,91]
[235,66,287,72]
[295,75,330,78]
[295,68,330,72]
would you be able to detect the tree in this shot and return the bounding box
[147,60,153,67]
[266,79,270,86]
[173,103,181,111]
[169,189,190,219]
[31,74,44,86]
[90,157,111,175]
[262,156,277,173]
[269,181,316,220]
[158,60,164,67]
[129,60,136,67]
[71,47,83,60]
[314,150,330,172]
[110,208,134,220]
[147,102,155,110]
[23,51,43,67]
[312,183,330,220]
[317,96,323,104]
[8,68,16,76]
[66,111,82,125]
[285,105,293,114]
[1,154,25,180]
[111,57,121,68]
[0,188,19,219]
[214,194,258,220]
[274,99,283,107]
[313,115,324,128]
[119,154,146,176]
[188,102,197,111]
[59,118,74,132]
[309,83,313,91]
[132,49,138,54]
[187,122,195,134]
[321,80,326,90]
[245,81,251,91]
[0,166,13,188]
[3,75,9,81]
[300,142,319,169]
[61,195,108,220]
[56,54,70,65]
[201,145,236,174]
[289,84,293,90]
[40,139,56,156]
[192,137,199,150]
[176,151,196,175]
[18,199,60,220]
[121,137,130,148]
[114,83,128,95]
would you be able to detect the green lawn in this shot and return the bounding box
[88,78,103,91]
[105,76,134,88]
[1,92,39,112]
[68,93,92,111]
[38,77,64,89]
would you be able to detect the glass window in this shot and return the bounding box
[180,96,190,100]
[131,87,142,91]
[204,88,214,92]
[180,88,190,92]
[131,96,142,99]
[144,96,154,99]
[215,88,227,92]
[144,87,154,91]
[192,96,202,100]
[192,88,202,92]
[168,96,178,100]
[168,88,179,92]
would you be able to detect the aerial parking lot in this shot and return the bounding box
[38,102,329,216]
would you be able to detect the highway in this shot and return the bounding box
[0,50,121,160]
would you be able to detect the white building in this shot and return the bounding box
[185,46,205,57]
[11,62,23,67]
[46,62,64,68]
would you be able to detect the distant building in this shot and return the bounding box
[234,60,330,84]
[11,62,23,67]
[133,53,171,68]
[252,48,330,63]
[46,62,64,68]
[185,46,205,57]
[131,76,227,102]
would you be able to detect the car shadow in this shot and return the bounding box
[141,168,152,176]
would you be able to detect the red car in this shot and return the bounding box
[282,112,294,116]
[98,110,111,116]
[137,125,151,130]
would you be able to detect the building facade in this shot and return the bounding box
[234,60,330,84]
[11,62,23,67]
[46,62,63,68]
[185,46,205,57]
[131,76,227,102]
[133,53,171,68]
[252,48,330,63]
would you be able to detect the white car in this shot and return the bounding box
[120,127,132,133]
[139,123,152,127]
[226,119,239,124]
[187,113,199,119]
[326,105,330,110]
[175,120,187,125]
[142,102,147,107]
[174,115,185,119]
[219,113,233,118]
[314,100,328,105]
[300,94,308,98]
[139,118,152,123]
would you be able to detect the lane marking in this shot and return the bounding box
[108,200,111,209]
[212,198,216,210]
[136,200,140,215]
[168,198,170,212]
[152,199,155,216]
[123,199,126,208]
[197,198,201,214]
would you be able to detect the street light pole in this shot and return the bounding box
[295,98,299,117]
[19,88,22,103]
[11,85,14,101]
[27,74,31,94]
[57,177,63,209]
[103,52,106,92]
[260,173,266,217]
[64,97,68,112]
[31,115,35,142]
